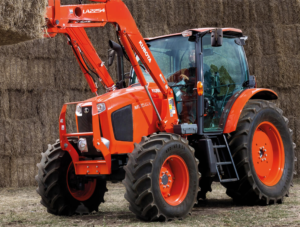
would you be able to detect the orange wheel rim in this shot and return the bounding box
[252,121,285,186]
[159,155,189,206]
[66,162,96,201]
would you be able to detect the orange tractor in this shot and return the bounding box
[36,0,295,221]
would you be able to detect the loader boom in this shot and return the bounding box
[46,0,170,96]
[45,0,174,130]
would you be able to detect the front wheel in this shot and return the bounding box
[35,139,107,215]
[123,133,200,221]
[223,100,295,204]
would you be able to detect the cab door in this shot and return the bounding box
[201,34,249,133]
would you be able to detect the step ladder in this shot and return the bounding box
[214,135,239,183]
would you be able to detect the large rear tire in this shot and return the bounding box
[35,139,107,215]
[223,100,295,204]
[123,133,200,221]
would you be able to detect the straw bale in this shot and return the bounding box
[0,156,11,187]
[10,154,40,187]
[0,0,47,46]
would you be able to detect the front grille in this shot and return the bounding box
[77,106,102,157]
[77,106,92,132]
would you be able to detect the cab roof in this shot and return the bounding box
[144,27,243,41]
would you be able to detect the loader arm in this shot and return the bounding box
[45,0,174,130]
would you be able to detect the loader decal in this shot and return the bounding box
[168,98,176,117]
[134,102,151,110]
[83,9,105,14]
[139,40,152,63]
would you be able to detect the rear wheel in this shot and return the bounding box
[123,133,200,221]
[223,100,295,204]
[35,139,107,215]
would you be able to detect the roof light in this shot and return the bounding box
[182,30,192,37]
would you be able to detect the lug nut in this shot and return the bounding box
[265,154,267,157]
[160,182,163,185]
[169,180,171,183]
[163,186,166,189]
[166,171,168,174]
[168,175,171,177]
[167,185,169,188]
[160,177,162,179]
[168,194,170,197]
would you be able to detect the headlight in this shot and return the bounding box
[76,104,82,116]
[78,138,88,153]
[97,103,106,114]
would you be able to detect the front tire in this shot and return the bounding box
[123,133,200,221]
[35,139,107,215]
[223,100,295,204]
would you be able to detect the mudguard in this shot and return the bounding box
[223,88,278,134]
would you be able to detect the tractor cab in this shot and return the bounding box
[130,28,251,133]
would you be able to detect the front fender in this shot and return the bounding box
[223,88,278,134]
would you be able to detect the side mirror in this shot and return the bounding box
[108,49,116,66]
[211,28,223,47]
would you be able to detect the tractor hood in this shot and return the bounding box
[81,82,161,112]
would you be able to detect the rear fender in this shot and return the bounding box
[223,88,278,134]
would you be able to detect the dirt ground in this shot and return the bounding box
[0,179,300,227]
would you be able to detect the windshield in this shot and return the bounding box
[131,36,195,84]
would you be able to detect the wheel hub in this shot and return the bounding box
[259,146,267,159]
[159,166,174,197]
[161,174,169,185]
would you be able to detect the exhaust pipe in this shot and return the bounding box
[109,40,124,83]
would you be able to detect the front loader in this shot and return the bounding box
[36,0,296,221]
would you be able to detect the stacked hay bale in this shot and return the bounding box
[0,0,299,187]
[0,0,47,46]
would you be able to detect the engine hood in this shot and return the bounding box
[81,82,162,111]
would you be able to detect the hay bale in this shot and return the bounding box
[0,156,11,187]
[0,0,47,46]
[10,154,40,187]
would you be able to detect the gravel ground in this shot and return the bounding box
[1,179,300,227]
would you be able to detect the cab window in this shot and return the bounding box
[202,34,249,132]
